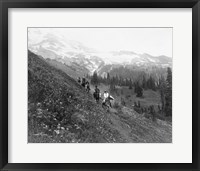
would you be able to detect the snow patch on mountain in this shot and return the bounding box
[147,57,156,63]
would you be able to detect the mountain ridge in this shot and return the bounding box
[28,32,172,75]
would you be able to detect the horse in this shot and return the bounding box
[93,92,100,103]
[102,96,114,109]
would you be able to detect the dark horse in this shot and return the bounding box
[93,92,100,103]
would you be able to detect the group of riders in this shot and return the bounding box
[78,77,90,93]
[77,77,114,109]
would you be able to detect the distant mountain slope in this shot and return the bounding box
[28,50,172,143]
[46,58,89,79]
[28,31,105,74]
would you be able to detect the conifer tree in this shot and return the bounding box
[129,78,133,89]
[135,82,143,97]
[142,76,147,89]
[165,67,172,116]
[91,71,98,85]
[107,72,110,84]
[158,76,166,114]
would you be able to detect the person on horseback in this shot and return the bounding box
[93,85,100,102]
[102,91,114,108]
[77,77,81,84]
[85,81,90,93]
[81,77,86,87]
[102,90,111,108]
[103,90,109,103]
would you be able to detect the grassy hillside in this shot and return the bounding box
[28,50,124,143]
[28,50,172,143]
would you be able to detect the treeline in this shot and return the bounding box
[90,71,160,92]
[100,65,167,83]
[90,72,133,87]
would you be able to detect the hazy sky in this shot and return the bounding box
[29,28,172,57]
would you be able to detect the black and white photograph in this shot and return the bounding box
[28,28,172,143]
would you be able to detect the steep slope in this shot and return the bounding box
[28,50,172,143]
[28,50,123,143]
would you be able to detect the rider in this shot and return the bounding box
[77,77,81,84]
[94,85,100,102]
[103,90,109,103]
[102,90,113,108]
[85,81,90,93]
[81,77,86,87]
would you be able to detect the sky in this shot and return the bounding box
[28,27,172,57]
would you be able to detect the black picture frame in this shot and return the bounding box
[0,0,199,170]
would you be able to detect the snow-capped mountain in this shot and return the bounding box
[28,30,172,76]
[28,29,104,73]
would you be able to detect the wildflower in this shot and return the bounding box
[37,102,41,107]
[57,124,61,129]
[54,130,60,134]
